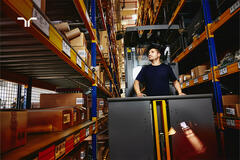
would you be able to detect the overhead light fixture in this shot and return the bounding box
[132,14,137,20]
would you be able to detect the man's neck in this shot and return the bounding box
[151,60,161,66]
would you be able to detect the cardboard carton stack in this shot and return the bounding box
[26,93,90,134]
[69,30,91,67]
[99,31,109,63]
[54,22,91,67]
[191,65,208,79]
[222,95,240,118]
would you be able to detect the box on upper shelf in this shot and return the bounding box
[73,46,91,67]
[40,93,87,108]
[54,22,70,33]
[99,31,109,54]
[65,28,81,40]
[191,65,208,79]
[70,33,87,48]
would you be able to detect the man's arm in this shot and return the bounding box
[134,80,145,97]
[173,80,186,95]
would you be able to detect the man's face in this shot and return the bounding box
[148,48,160,61]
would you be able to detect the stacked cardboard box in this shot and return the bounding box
[222,95,240,118]
[40,93,87,108]
[87,97,107,118]
[73,46,91,67]
[0,110,27,153]
[191,65,208,79]
[69,31,91,67]
[28,108,73,132]
[99,31,109,54]
[40,93,89,125]
[97,98,105,117]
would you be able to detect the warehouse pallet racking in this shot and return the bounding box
[0,0,118,159]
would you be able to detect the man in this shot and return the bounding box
[134,45,185,97]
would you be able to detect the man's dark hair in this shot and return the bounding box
[146,43,166,60]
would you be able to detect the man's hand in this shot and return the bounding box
[136,92,146,97]
[178,92,186,96]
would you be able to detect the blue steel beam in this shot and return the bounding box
[201,0,223,129]
[91,0,97,159]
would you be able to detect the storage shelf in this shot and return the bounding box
[2,0,112,96]
[168,0,186,26]
[181,62,240,89]
[73,0,119,96]
[216,61,240,78]
[1,120,95,160]
[1,115,108,160]
[173,3,240,63]
[181,72,212,89]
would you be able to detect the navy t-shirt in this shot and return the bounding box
[136,64,177,96]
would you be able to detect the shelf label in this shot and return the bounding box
[188,44,193,50]
[226,108,236,115]
[63,113,70,124]
[219,67,228,75]
[76,98,84,105]
[86,128,89,137]
[77,56,82,68]
[62,40,71,57]
[186,81,189,87]
[85,65,88,74]
[226,119,235,127]
[32,8,49,36]
[194,78,198,84]
[238,61,240,69]
[230,1,240,14]
[203,74,209,81]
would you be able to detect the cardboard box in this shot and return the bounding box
[223,104,240,118]
[52,106,82,126]
[99,31,109,53]
[222,95,239,105]
[97,98,105,117]
[65,28,81,40]
[54,22,70,32]
[28,108,73,132]
[70,33,87,47]
[193,65,208,77]
[40,93,87,108]
[0,110,27,153]
[87,97,106,118]
[73,46,91,66]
